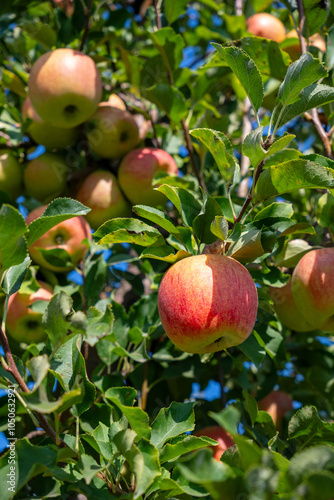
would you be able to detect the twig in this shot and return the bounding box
[181,119,207,192]
[25,429,46,441]
[296,0,333,158]
[153,0,162,30]
[79,0,93,51]
[0,325,73,452]
[238,97,252,198]
[235,0,243,16]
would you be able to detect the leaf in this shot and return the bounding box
[160,434,217,463]
[303,0,330,37]
[93,217,164,247]
[190,128,236,182]
[26,198,90,247]
[276,53,327,108]
[0,204,27,273]
[164,0,188,24]
[210,216,229,241]
[193,196,224,244]
[85,305,114,346]
[43,292,80,348]
[227,228,265,262]
[76,454,104,485]
[2,256,31,296]
[242,390,258,427]
[156,184,202,227]
[288,405,334,446]
[242,127,265,168]
[254,202,294,221]
[140,245,191,263]
[106,397,151,441]
[26,354,50,390]
[105,387,137,407]
[145,84,188,123]
[211,44,264,112]
[151,401,196,449]
[133,205,183,241]
[254,159,334,202]
[240,37,290,80]
[150,27,184,78]
[273,84,334,131]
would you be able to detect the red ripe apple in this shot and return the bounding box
[22,97,79,149]
[118,147,179,207]
[75,170,131,229]
[26,205,91,272]
[28,48,102,128]
[195,426,234,461]
[258,391,293,428]
[158,254,258,353]
[269,280,314,332]
[291,248,334,332]
[24,152,69,203]
[86,106,139,159]
[6,281,53,343]
[0,150,22,200]
[246,13,286,43]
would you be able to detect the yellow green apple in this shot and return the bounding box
[28,48,102,128]
[22,97,79,149]
[0,150,23,200]
[26,205,92,272]
[24,152,69,203]
[158,254,258,354]
[269,280,314,332]
[291,248,334,332]
[86,106,139,159]
[75,170,131,229]
[118,147,179,207]
[6,281,53,343]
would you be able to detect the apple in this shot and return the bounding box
[75,170,131,229]
[258,391,293,429]
[28,48,102,128]
[22,97,79,149]
[99,94,126,110]
[284,30,326,60]
[291,248,334,332]
[269,280,314,332]
[195,426,234,461]
[24,152,69,203]
[118,147,179,207]
[53,0,74,17]
[0,150,22,200]
[133,113,149,141]
[26,205,91,272]
[246,13,286,43]
[6,281,53,343]
[157,254,258,354]
[86,106,139,159]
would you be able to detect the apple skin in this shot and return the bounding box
[86,106,139,159]
[0,150,22,200]
[99,94,126,110]
[291,248,334,332]
[22,97,79,149]
[246,13,286,43]
[28,48,102,128]
[24,152,69,203]
[157,254,258,354]
[269,280,314,332]
[195,426,234,461]
[118,147,179,207]
[258,391,293,429]
[6,282,53,343]
[26,205,92,272]
[75,170,131,229]
[284,30,326,60]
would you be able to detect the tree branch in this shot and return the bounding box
[79,0,92,51]
[153,0,162,30]
[296,0,333,158]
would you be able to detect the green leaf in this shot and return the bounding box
[227,228,265,262]
[76,454,104,485]
[211,44,264,112]
[160,435,217,463]
[94,217,164,247]
[209,406,240,435]
[242,127,265,168]
[287,445,334,487]
[104,386,137,407]
[240,37,290,80]
[238,333,266,368]
[43,292,80,348]
[0,204,27,273]
[254,159,334,202]
[2,256,31,296]
[242,390,258,427]
[140,245,191,263]
[164,0,188,24]
[26,198,90,247]
[210,216,229,241]
[106,397,151,441]
[151,402,196,449]
[133,205,183,241]
[145,84,188,123]
[85,304,114,346]
[288,405,334,446]
[303,0,330,37]
[276,53,327,108]
[150,27,184,79]
[26,354,50,390]
[194,196,224,244]
[254,202,294,221]
[190,128,236,182]
[273,84,334,131]
[23,386,82,413]
[156,184,202,227]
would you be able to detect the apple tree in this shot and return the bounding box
[0,0,334,499]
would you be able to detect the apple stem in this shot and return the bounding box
[296,0,333,159]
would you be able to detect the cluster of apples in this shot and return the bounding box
[246,12,326,57]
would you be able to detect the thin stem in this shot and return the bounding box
[140,362,149,411]
[79,0,92,51]
[75,416,80,454]
[14,389,40,428]
[227,184,237,221]
[25,429,46,441]
[153,0,162,30]
[181,118,207,192]
[238,97,252,198]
